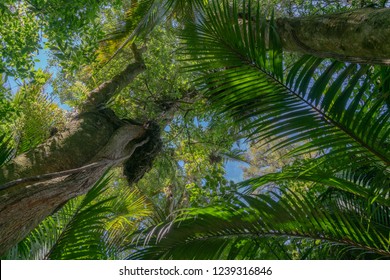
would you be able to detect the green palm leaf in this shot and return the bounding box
[43,175,115,260]
[241,160,390,206]
[128,190,390,259]
[102,188,152,259]
[180,0,390,168]
[103,0,206,64]
[0,134,13,167]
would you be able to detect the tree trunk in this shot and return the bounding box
[0,45,152,255]
[276,8,390,65]
[0,121,146,255]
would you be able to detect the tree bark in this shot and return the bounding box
[276,8,390,65]
[0,45,150,255]
[0,122,147,255]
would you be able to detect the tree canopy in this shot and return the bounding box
[0,0,389,259]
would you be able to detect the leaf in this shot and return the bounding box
[128,190,390,260]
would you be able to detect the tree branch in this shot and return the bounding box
[81,43,147,111]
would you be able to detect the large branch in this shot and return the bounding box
[276,8,390,65]
[81,44,146,111]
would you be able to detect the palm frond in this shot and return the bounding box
[241,160,390,206]
[103,188,152,259]
[103,0,206,64]
[220,148,250,165]
[319,188,390,229]
[180,0,390,169]
[45,175,115,259]
[0,134,13,167]
[127,190,390,260]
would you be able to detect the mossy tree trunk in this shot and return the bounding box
[276,8,390,65]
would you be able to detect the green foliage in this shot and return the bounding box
[127,110,243,222]
[0,0,124,77]
[100,0,208,64]
[0,79,16,166]
[0,79,18,125]
[0,2,40,78]
[110,26,195,120]
[7,70,65,154]
[128,190,390,260]
[242,137,317,179]
[34,0,121,72]
[128,0,390,260]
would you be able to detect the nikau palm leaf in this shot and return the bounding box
[241,161,390,206]
[128,190,390,259]
[3,175,115,260]
[103,0,207,64]
[103,188,152,259]
[0,134,13,167]
[46,175,115,260]
[181,0,390,168]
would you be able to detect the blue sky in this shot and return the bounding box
[224,160,246,182]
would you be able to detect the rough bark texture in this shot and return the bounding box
[0,45,152,255]
[0,121,146,255]
[276,8,390,65]
[0,111,118,184]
